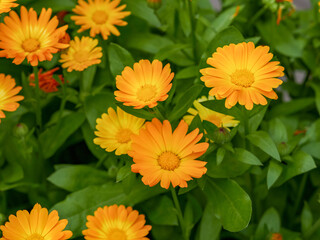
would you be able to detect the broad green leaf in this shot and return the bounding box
[268,98,314,118]
[39,112,86,159]
[209,6,238,34]
[201,100,242,119]
[301,142,320,159]
[142,195,178,226]
[116,164,131,182]
[48,165,110,192]
[52,181,166,237]
[28,0,75,11]
[84,92,116,129]
[0,162,24,191]
[123,0,161,28]
[204,178,252,232]
[255,208,281,239]
[168,84,203,121]
[234,148,262,166]
[267,160,283,189]
[117,103,155,120]
[175,66,198,80]
[268,118,288,144]
[178,3,191,36]
[247,131,280,161]
[81,65,97,94]
[198,201,221,240]
[301,202,313,234]
[276,151,316,186]
[216,148,226,165]
[154,44,191,62]
[311,83,320,115]
[184,195,203,238]
[108,43,135,77]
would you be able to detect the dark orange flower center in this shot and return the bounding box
[73,50,89,63]
[22,38,40,52]
[26,234,44,240]
[158,151,180,171]
[92,10,109,24]
[231,69,254,88]
[108,229,127,240]
[137,85,157,102]
[116,129,132,143]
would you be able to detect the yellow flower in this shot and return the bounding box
[0,0,18,14]
[200,42,284,110]
[0,74,24,123]
[0,6,68,66]
[83,204,152,240]
[71,0,131,40]
[115,59,174,109]
[129,119,209,189]
[0,203,72,240]
[60,36,102,72]
[184,97,239,128]
[94,107,145,155]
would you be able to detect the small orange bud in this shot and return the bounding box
[29,68,64,93]
[271,233,282,240]
[147,0,162,9]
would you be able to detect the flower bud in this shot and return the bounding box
[13,123,29,138]
[270,233,282,240]
[277,142,290,156]
[147,0,162,9]
[108,165,118,178]
[212,127,231,144]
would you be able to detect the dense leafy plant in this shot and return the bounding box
[0,0,320,239]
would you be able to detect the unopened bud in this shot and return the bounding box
[270,233,282,240]
[13,123,29,137]
[108,165,118,178]
[147,0,162,9]
[212,127,231,144]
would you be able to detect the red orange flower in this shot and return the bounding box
[29,68,64,93]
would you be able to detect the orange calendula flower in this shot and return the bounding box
[129,119,209,189]
[83,204,152,240]
[60,36,102,72]
[94,107,145,155]
[270,233,282,240]
[200,42,284,110]
[0,74,24,123]
[0,203,72,240]
[71,0,131,40]
[29,67,64,93]
[0,0,18,14]
[115,59,174,109]
[0,6,68,66]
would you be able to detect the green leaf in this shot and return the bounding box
[143,196,178,226]
[198,201,221,240]
[117,103,155,120]
[276,151,316,186]
[201,100,242,119]
[216,148,226,165]
[185,195,203,238]
[210,6,238,33]
[268,118,288,144]
[154,44,191,62]
[39,112,86,159]
[267,160,283,189]
[84,92,116,129]
[123,0,161,28]
[268,98,314,118]
[168,84,203,121]
[52,181,166,237]
[81,65,97,94]
[116,164,132,182]
[301,202,313,234]
[48,165,110,192]
[175,66,198,80]
[0,162,24,191]
[234,148,262,166]
[247,131,280,161]
[255,208,281,239]
[204,178,252,232]
[28,0,75,11]
[301,142,320,159]
[108,43,135,77]
[311,83,320,116]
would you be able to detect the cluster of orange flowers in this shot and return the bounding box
[0,0,285,239]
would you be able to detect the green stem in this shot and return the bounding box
[248,5,268,27]
[290,173,308,227]
[33,66,42,131]
[153,106,165,121]
[304,218,320,239]
[170,187,188,240]
[187,0,197,62]
[241,106,250,149]
[53,75,67,123]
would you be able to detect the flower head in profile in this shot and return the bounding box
[29,67,64,93]
[0,74,24,123]
[0,203,72,240]
[94,107,145,155]
[276,0,295,24]
[60,36,102,72]
[0,0,18,14]
[129,119,209,189]
[0,6,68,66]
[115,59,174,109]
[200,42,284,110]
[184,96,239,128]
[71,0,131,40]
[83,204,151,240]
